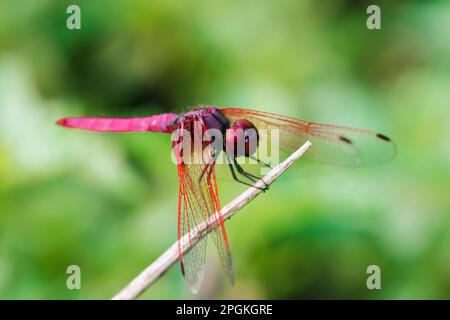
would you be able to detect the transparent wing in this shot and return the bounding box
[176,119,234,293]
[220,108,396,169]
[177,163,208,293]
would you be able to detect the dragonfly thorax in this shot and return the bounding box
[178,107,259,159]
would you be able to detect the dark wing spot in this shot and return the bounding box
[339,136,353,144]
[376,133,391,142]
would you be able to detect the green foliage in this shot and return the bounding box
[0,0,449,299]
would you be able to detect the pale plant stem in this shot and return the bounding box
[112,141,312,300]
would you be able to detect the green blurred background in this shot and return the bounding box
[0,0,449,299]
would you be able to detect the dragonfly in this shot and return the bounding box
[56,106,395,292]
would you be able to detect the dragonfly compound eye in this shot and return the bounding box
[225,119,259,157]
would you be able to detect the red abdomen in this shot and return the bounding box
[56,113,179,133]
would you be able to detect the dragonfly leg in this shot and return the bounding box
[227,161,264,190]
[226,154,267,191]
[249,155,271,168]
[198,148,221,183]
[233,159,262,181]
[232,158,269,191]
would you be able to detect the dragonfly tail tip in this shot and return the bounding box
[56,118,68,127]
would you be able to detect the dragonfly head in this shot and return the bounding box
[225,119,259,158]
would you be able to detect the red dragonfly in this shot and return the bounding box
[57,106,395,292]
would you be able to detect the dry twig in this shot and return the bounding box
[112,141,312,300]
